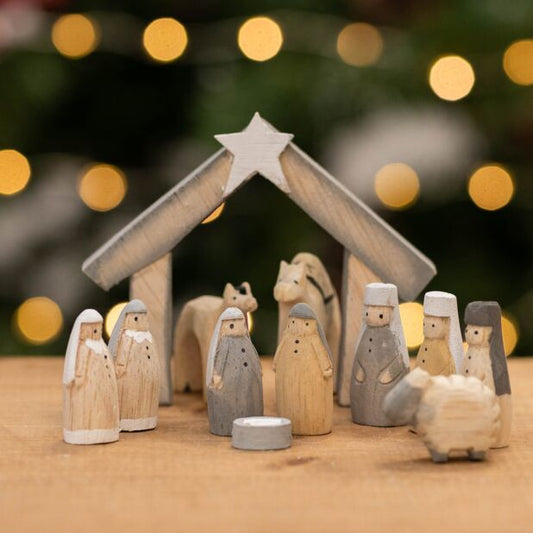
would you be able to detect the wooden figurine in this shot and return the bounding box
[383,368,500,462]
[273,303,333,436]
[463,301,512,448]
[232,417,292,451]
[82,113,435,408]
[350,283,409,427]
[274,252,341,390]
[62,309,119,445]
[109,299,160,432]
[206,307,263,436]
[415,291,464,376]
[173,282,258,400]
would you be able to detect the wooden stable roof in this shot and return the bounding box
[82,114,436,299]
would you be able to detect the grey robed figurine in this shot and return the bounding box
[206,307,263,436]
[350,283,410,427]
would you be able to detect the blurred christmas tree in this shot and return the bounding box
[0,0,531,356]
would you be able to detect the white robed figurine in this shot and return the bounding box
[109,299,160,431]
[63,309,119,444]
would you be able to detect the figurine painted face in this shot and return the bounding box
[123,312,149,330]
[79,322,102,341]
[465,325,492,346]
[423,315,450,339]
[286,315,320,337]
[219,316,248,336]
[364,305,392,327]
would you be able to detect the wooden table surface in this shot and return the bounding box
[1,356,532,533]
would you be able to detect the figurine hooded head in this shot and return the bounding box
[423,291,464,371]
[359,283,409,367]
[108,299,148,358]
[465,301,510,396]
[206,307,248,386]
[63,309,104,385]
[287,303,332,362]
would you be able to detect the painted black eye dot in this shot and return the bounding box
[292,320,295,324]
[134,316,138,322]
[93,329,97,334]
[379,314,383,319]
[432,324,435,328]
[243,362,248,367]
[233,296,237,300]
[241,348,245,353]
[365,312,368,317]
[293,280,299,284]
[229,323,234,329]
[474,330,479,335]
[306,322,309,326]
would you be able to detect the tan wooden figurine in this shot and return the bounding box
[415,291,464,376]
[62,309,119,445]
[350,283,409,427]
[384,368,500,462]
[463,301,512,448]
[274,252,341,389]
[206,308,263,436]
[173,282,258,399]
[109,299,160,432]
[273,303,333,435]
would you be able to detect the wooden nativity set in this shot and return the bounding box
[62,113,511,462]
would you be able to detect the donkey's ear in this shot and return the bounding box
[241,281,251,293]
[223,283,234,298]
[279,260,289,270]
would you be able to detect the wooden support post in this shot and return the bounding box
[337,249,380,406]
[130,253,173,405]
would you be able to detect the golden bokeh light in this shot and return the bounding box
[429,55,475,101]
[105,302,128,337]
[374,162,420,210]
[336,23,383,67]
[399,301,424,350]
[247,312,254,334]
[502,313,519,356]
[468,164,514,211]
[143,18,188,63]
[15,297,63,345]
[78,163,127,212]
[201,203,225,224]
[238,16,283,62]
[503,39,533,86]
[0,149,31,196]
[51,14,99,59]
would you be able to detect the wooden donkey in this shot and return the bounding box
[274,252,341,389]
[173,282,258,399]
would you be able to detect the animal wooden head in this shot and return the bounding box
[274,260,306,302]
[222,282,258,313]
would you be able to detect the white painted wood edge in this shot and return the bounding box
[63,428,120,445]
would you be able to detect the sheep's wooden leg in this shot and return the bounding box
[429,449,449,463]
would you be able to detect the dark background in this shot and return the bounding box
[0,0,531,356]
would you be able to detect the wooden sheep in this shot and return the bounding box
[173,282,258,399]
[383,368,500,462]
[274,252,341,388]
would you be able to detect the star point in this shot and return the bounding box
[215,113,294,198]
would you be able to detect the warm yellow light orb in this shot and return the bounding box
[503,39,533,86]
[468,164,514,211]
[336,23,383,67]
[238,16,283,62]
[429,55,475,101]
[15,297,63,345]
[78,163,127,212]
[51,14,99,59]
[0,149,31,196]
[502,313,519,356]
[247,312,254,334]
[201,203,225,224]
[143,18,188,63]
[399,302,424,350]
[105,302,128,337]
[374,163,420,210]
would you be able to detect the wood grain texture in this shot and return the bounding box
[337,251,381,406]
[1,356,532,532]
[130,254,172,405]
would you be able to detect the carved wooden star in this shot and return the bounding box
[215,112,294,197]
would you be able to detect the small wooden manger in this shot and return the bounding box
[82,112,436,405]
